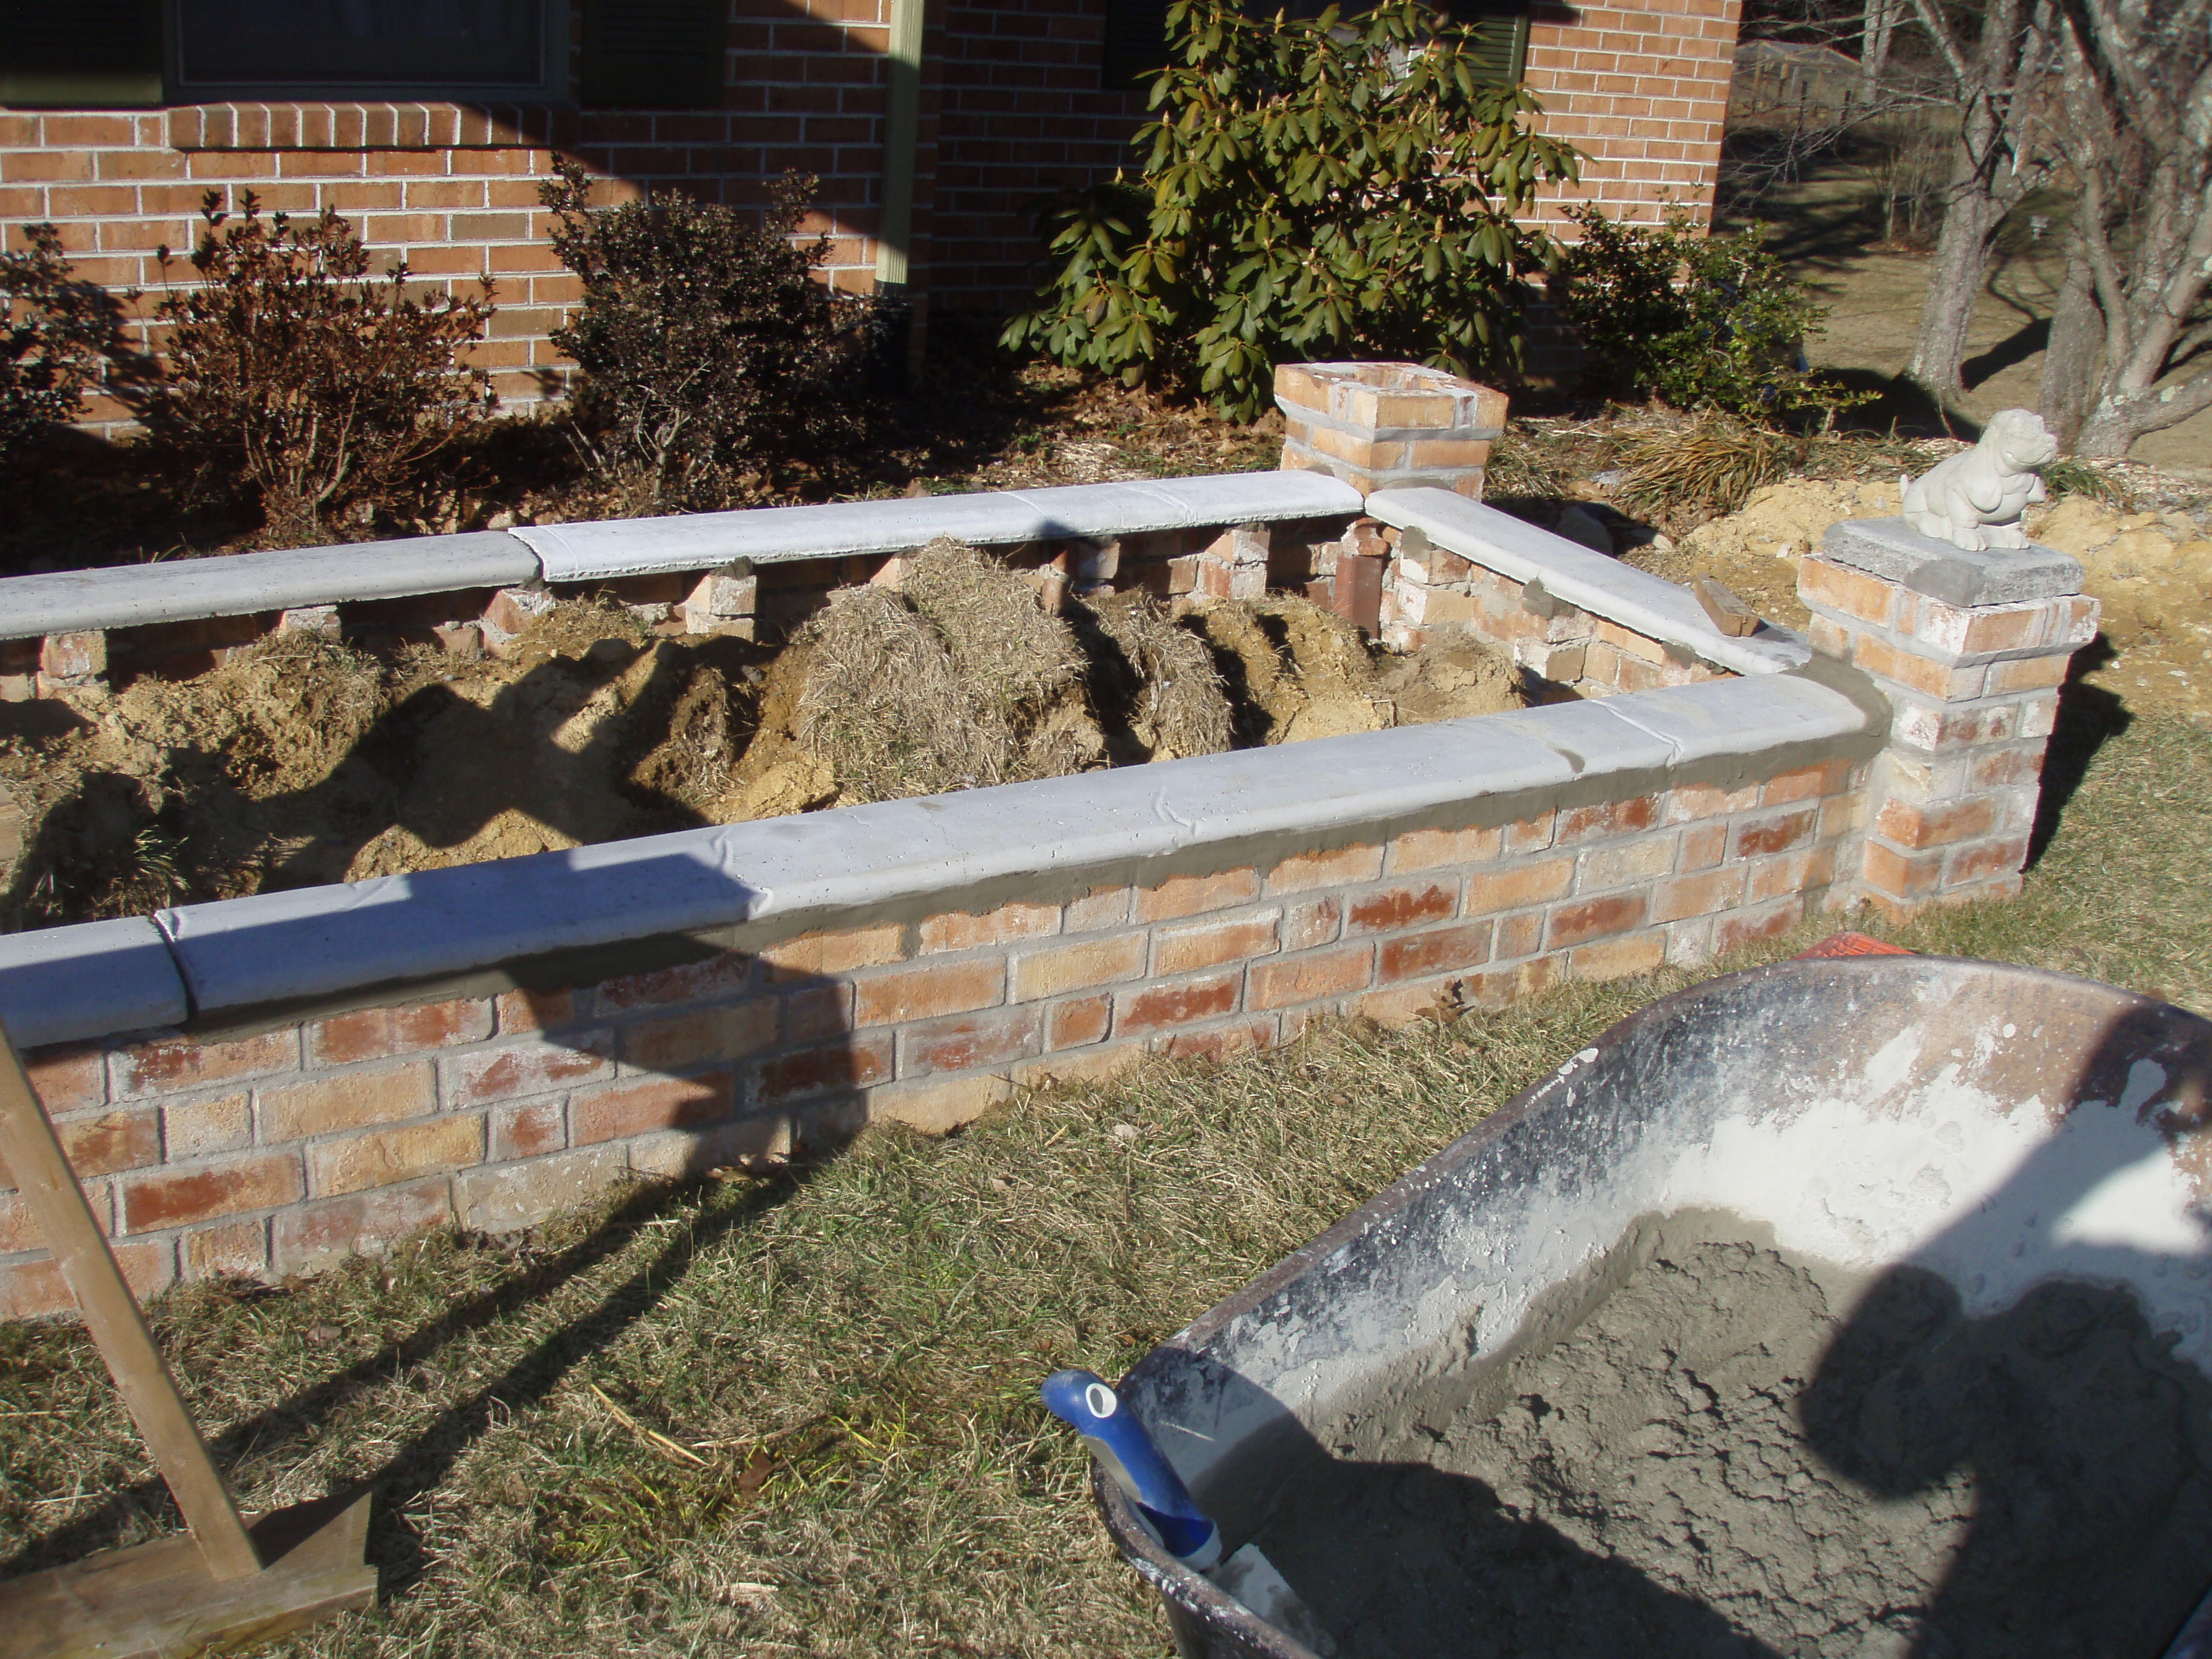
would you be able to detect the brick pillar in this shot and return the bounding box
[1274,361,1506,498]
[1799,518,2098,917]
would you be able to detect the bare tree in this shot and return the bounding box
[1856,0,1902,106]
[2036,0,2212,457]
[1899,0,2057,401]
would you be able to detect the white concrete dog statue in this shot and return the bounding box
[1901,408,2060,551]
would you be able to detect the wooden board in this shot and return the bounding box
[1692,574,1763,637]
[0,1491,376,1659]
[0,1031,262,1582]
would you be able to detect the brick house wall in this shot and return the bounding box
[1,0,1735,423]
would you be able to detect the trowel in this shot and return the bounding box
[1041,1369,1335,1655]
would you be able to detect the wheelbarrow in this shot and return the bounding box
[1084,956,2212,1659]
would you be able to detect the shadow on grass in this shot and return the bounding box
[2027,639,2132,870]
[1825,369,1981,442]
[0,1164,818,1591]
[1963,318,2052,393]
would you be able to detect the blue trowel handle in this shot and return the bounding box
[1041,1369,1222,1570]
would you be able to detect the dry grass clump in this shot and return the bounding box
[1074,591,1235,761]
[1481,422,1578,500]
[1616,413,1802,521]
[789,537,1100,804]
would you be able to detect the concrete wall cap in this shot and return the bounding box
[0,916,189,1048]
[1476,698,1680,776]
[0,534,538,642]
[1366,488,1814,678]
[1597,674,1865,765]
[513,473,1365,582]
[146,675,1869,1021]
[1818,518,2083,606]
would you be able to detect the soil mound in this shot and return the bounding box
[1679,476,1903,566]
[1190,595,1521,743]
[727,537,1105,811]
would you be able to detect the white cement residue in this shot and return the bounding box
[1658,1059,2212,1368]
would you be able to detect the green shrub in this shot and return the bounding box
[541,161,868,508]
[147,191,495,544]
[1,224,127,467]
[1554,205,1861,423]
[1002,0,1582,421]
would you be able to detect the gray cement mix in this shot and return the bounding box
[1243,1220,2212,1659]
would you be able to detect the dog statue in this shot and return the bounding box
[1901,408,2060,551]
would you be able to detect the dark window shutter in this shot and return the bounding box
[1457,7,1528,84]
[1101,0,1169,91]
[1,0,163,107]
[583,0,724,108]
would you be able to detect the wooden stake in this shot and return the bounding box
[0,1027,262,1582]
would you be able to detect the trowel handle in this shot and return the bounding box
[1041,1369,1222,1570]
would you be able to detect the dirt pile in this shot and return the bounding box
[0,613,770,927]
[1189,595,1522,745]
[0,549,1527,933]
[1678,476,1904,565]
[1255,1235,2212,1659]
[1633,477,2212,726]
[729,538,1105,813]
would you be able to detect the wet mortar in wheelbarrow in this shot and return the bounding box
[1089,956,2212,1659]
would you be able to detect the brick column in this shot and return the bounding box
[1274,361,1506,498]
[1798,518,2098,917]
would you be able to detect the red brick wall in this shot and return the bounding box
[1521,0,1740,233]
[0,751,1862,1320]
[917,0,1147,318]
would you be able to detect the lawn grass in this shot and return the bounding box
[1,693,2206,1658]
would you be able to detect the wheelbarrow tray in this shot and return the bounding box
[1092,956,2212,1659]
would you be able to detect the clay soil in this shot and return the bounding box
[0,549,1523,934]
[1611,473,2212,729]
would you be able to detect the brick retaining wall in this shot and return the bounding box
[0,736,1866,1318]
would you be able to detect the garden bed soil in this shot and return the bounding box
[1250,1225,2212,1659]
[0,547,1523,933]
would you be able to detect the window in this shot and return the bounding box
[174,0,560,98]
[1099,0,1529,93]
[1,0,726,108]
[0,0,163,107]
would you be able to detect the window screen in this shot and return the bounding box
[0,0,163,107]
[580,0,724,108]
[174,0,552,91]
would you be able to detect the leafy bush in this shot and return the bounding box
[1554,205,1862,423]
[1,224,127,467]
[1002,0,1582,421]
[147,191,495,544]
[541,160,868,508]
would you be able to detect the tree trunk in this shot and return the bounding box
[1903,150,1998,404]
[2074,375,2212,458]
[2037,234,2102,451]
[1858,0,1899,107]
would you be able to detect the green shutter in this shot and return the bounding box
[583,0,724,108]
[0,0,163,107]
[1102,0,1169,91]
[1458,7,1528,84]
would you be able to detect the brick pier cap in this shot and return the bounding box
[1799,516,2098,918]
